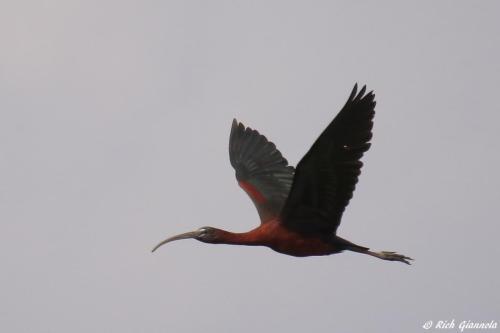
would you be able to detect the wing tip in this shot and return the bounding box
[230,118,248,138]
[349,83,358,101]
[347,83,376,107]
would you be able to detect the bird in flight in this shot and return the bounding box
[152,84,413,264]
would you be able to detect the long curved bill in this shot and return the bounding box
[151,230,200,253]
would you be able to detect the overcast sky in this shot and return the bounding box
[1,1,499,332]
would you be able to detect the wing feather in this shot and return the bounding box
[229,119,295,223]
[281,84,376,234]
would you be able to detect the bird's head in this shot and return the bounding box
[151,226,221,252]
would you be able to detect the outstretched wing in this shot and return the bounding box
[229,119,295,223]
[280,84,376,235]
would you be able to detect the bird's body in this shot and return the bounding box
[153,84,413,264]
[203,220,341,257]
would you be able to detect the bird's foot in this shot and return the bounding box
[375,251,413,265]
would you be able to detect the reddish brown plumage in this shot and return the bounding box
[210,220,340,257]
[238,181,266,205]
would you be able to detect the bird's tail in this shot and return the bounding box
[334,236,369,252]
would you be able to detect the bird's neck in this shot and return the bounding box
[212,229,263,246]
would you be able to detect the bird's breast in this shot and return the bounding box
[255,220,340,257]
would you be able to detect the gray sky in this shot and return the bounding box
[1,1,499,332]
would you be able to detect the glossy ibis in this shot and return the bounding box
[152,84,413,264]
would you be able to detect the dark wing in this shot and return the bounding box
[229,119,295,223]
[280,84,376,235]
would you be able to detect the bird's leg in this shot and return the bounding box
[363,250,413,265]
[345,245,413,265]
